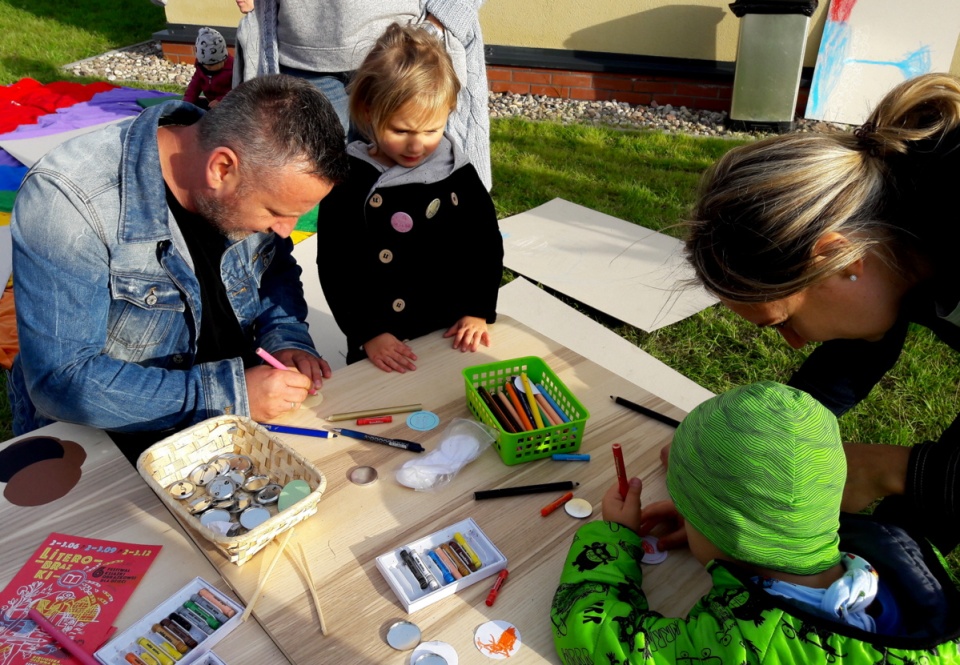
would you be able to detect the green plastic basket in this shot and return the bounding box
[463,356,590,465]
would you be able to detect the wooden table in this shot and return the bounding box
[185,315,713,664]
[0,423,287,664]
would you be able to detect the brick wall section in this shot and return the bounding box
[162,42,237,65]
[161,42,809,115]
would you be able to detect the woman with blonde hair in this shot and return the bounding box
[683,73,960,552]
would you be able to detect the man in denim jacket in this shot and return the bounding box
[8,75,348,458]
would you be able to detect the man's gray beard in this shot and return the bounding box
[194,190,254,243]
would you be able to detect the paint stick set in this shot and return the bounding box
[95,578,242,665]
[375,518,506,613]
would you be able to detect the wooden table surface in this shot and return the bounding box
[0,423,287,664]
[183,315,712,664]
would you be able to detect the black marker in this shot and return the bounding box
[610,395,681,428]
[328,427,424,453]
[474,481,578,500]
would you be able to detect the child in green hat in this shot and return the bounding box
[552,381,960,664]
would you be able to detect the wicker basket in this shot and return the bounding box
[137,415,326,566]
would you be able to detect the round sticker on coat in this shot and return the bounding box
[391,212,414,233]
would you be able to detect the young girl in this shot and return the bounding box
[317,22,503,373]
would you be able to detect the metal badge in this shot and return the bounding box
[207,476,237,501]
[199,509,232,527]
[189,463,219,487]
[209,455,233,475]
[212,498,236,511]
[239,506,271,530]
[243,474,270,492]
[166,480,196,501]
[230,492,253,513]
[228,455,253,474]
[224,470,246,485]
[256,483,282,505]
[187,496,213,515]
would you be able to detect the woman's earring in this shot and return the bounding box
[849,275,858,282]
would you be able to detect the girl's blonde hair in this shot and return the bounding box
[684,73,960,303]
[349,22,460,143]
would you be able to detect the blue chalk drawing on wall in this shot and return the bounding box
[810,20,933,118]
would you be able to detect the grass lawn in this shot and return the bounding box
[2,2,959,574]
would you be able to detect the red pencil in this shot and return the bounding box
[612,443,628,499]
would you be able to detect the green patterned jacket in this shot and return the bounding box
[552,520,960,664]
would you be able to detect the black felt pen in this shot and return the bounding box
[328,427,425,452]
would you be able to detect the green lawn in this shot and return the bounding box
[2,0,959,574]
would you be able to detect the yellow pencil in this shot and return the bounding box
[520,373,544,429]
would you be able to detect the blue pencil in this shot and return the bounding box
[259,423,337,438]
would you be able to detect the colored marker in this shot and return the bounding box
[27,608,100,665]
[485,570,509,607]
[328,427,424,453]
[357,416,392,425]
[537,384,570,422]
[611,395,681,428]
[613,443,628,499]
[540,491,574,516]
[552,453,590,461]
[474,481,578,500]
[259,423,337,438]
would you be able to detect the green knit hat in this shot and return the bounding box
[666,381,844,575]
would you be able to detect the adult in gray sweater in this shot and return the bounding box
[255,0,491,191]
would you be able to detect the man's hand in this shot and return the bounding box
[601,477,643,533]
[364,333,418,373]
[443,316,490,352]
[245,364,312,421]
[639,499,687,550]
[272,348,332,394]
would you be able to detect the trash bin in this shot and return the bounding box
[728,0,818,132]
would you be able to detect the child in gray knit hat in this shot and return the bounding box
[184,27,234,109]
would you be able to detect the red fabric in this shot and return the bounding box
[0,78,117,133]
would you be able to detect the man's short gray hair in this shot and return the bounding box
[197,74,349,185]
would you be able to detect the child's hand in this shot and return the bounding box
[364,333,417,373]
[443,316,490,352]
[639,500,688,550]
[601,477,643,533]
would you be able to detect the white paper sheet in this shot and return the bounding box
[0,120,120,168]
[499,198,716,332]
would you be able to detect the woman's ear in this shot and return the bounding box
[812,231,850,259]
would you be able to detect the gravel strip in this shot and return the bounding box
[63,40,849,138]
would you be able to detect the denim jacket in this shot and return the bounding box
[9,101,318,435]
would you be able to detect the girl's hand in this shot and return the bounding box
[601,477,643,533]
[444,316,490,352]
[639,499,688,550]
[364,333,417,373]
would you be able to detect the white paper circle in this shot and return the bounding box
[474,620,521,659]
[564,498,593,519]
[410,641,457,665]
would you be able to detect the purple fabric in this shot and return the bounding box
[0,87,170,140]
[0,149,22,167]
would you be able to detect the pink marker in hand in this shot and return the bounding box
[256,347,317,395]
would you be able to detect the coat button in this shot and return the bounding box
[451,192,459,206]
[145,287,158,306]
[370,193,383,208]
[426,198,441,219]
[173,354,184,364]
[392,298,406,312]
[379,249,394,263]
